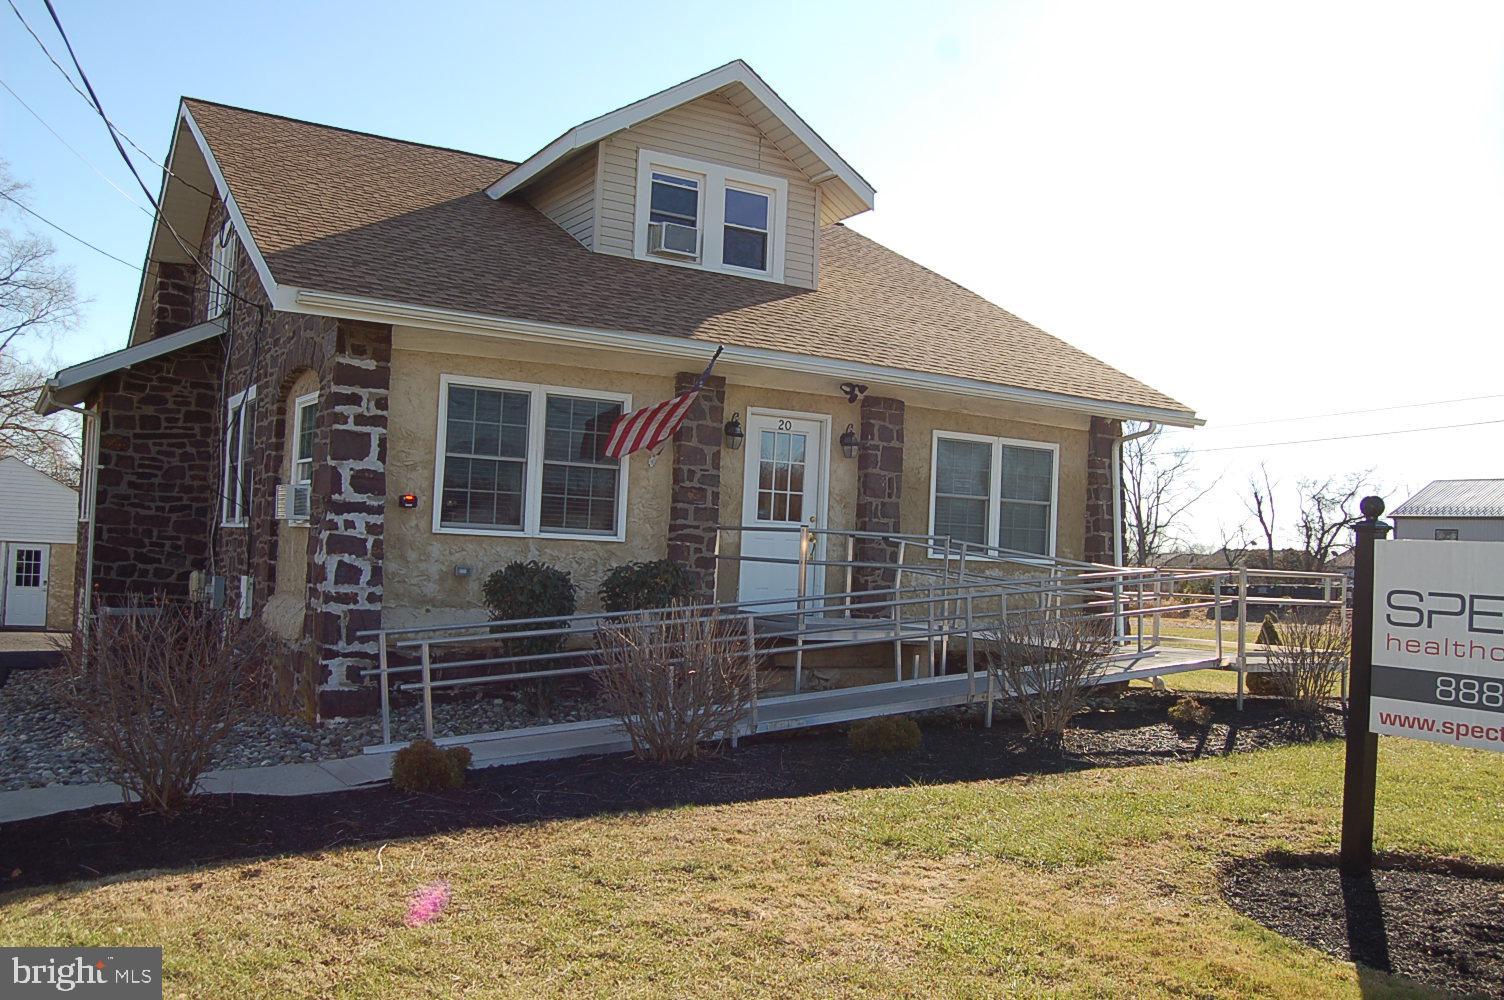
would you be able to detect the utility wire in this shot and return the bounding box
[0,189,139,269]
[1164,391,1504,434]
[12,0,250,311]
[1184,416,1504,453]
[0,76,155,216]
[6,0,217,203]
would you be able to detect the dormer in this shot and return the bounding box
[487,61,874,289]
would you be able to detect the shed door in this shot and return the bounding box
[3,545,48,628]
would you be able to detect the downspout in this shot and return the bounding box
[1111,422,1158,642]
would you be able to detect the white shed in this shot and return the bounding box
[1391,479,1504,543]
[0,456,79,630]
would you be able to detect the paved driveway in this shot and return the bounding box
[0,631,67,681]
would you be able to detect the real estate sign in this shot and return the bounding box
[1371,539,1504,752]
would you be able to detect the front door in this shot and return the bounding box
[738,412,826,611]
[3,545,48,628]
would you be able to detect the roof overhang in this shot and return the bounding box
[485,60,876,225]
[36,317,226,415]
[293,288,1202,428]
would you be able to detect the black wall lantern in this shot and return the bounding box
[840,423,860,459]
[723,413,745,451]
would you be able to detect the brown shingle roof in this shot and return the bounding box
[184,98,1194,417]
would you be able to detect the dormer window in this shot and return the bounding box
[634,149,786,282]
[647,171,702,259]
[723,186,770,271]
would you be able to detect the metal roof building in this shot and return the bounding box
[1391,479,1504,542]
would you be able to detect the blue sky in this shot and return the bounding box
[4,0,1502,545]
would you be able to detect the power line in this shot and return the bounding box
[0,76,154,216]
[1164,391,1504,433]
[5,0,216,204]
[18,0,257,315]
[1184,416,1504,453]
[0,189,139,269]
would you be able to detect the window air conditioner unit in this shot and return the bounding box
[274,482,312,521]
[647,221,699,258]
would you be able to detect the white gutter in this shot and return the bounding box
[293,289,1204,429]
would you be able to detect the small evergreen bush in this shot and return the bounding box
[599,559,697,612]
[481,560,577,657]
[1167,696,1212,729]
[848,716,922,753]
[391,739,471,792]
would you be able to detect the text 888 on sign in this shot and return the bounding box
[1372,539,1504,752]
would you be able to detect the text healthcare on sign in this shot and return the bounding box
[1371,539,1504,752]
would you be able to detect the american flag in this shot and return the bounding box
[604,346,723,459]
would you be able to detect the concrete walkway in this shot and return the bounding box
[0,749,398,824]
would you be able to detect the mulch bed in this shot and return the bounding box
[1222,853,1504,998]
[1,692,1339,891]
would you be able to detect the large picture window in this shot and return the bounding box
[435,377,628,539]
[929,432,1058,556]
[222,385,256,526]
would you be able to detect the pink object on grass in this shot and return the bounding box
[404,881,451,927]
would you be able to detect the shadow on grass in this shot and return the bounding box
[2,693,1340,895]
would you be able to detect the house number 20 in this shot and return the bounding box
[777,419,792,430]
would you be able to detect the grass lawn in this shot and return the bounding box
[3,737,1499,998]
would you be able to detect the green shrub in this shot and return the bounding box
[482,560,577,657]
[1255,612,1282,646]
[1167,696,1212,728]
[391,739,471,792]
[848,716,922,753]
[599,559,697,612]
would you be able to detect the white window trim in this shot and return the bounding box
[632,148,787,283]
[286,390,318,526]
[927,429,1060,560]
[207,219,236,318]
[78,410,99,522]
[432,374,632,542]
[222,385,257,527]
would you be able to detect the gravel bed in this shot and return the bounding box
[0,669,609,791]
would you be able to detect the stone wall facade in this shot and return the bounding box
[1085,416,1122,565]
[852,396,905,600]
[666,372,726,601]
[82,337,223,606]
[77,197,391,715]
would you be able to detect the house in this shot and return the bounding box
[37,61,1199,715]
[0,456,77,630]
[1391,479,1504,542]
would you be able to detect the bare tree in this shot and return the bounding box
[1244,463,1279,573]
[1293,472,1372,571]
[0,162,81,481]
[1121,423,1217,566]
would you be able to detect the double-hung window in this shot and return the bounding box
[436,376,628,539]
[291,393,318,488]
[207,219,236,318]
[929,432,1058,557]
[635,149,787,280]
[223,385,256,526]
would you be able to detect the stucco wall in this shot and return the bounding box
[44,542,76,631]
[384,345,676,627]
[384,335,1094,624]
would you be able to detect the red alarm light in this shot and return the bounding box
[398,493,419,509]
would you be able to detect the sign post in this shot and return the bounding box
[1342,497,1504,874]
[1340,496,1390,875]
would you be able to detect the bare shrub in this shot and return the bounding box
[595,610,759,763]
[1261,616,1349,716]
[62,601,281,813]
[984,612,1113,744]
